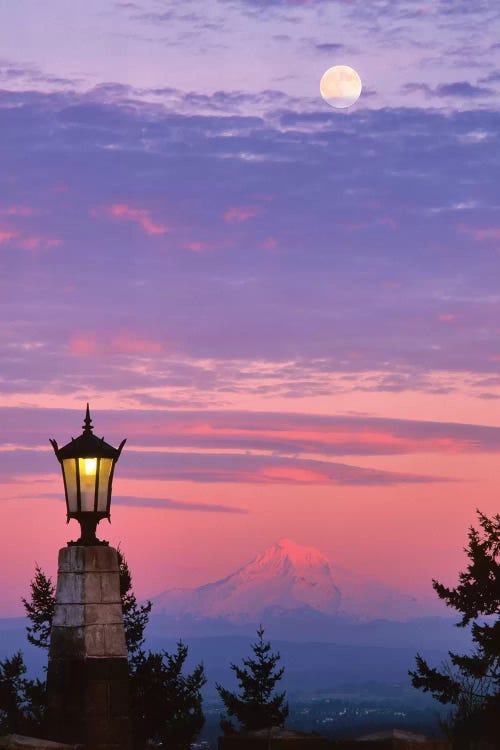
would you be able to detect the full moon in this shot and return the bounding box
[320,65,362,109]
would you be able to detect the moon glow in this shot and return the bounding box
[320,65,362,109]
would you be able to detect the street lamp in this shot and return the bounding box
[50,405,126,545]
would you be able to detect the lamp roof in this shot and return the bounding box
[50,404,126,460]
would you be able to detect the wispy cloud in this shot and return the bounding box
[402,81,494,99]
[0,226,60,251]
[1,84,500,401]
[97,451,444,486]
[5,406,500,461]
[69,332,165,357]
[91,203,169,236]
[0,446,443,487]
[314,42,345,53]
[458,224,500,242]
[113,495,247,513]
[223,206,259,223]
[1,206,36,217]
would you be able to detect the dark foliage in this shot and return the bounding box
[21,565,56,651]
[117,547,152,659]
[0,652,46,737]
[410,510,500,747]
[216,625,289,733]
[130,642,206,750]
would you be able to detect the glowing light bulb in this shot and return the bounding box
[84,458,97,475]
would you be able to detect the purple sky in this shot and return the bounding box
[0,0,499,615]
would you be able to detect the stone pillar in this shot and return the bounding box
[46,546,131,750]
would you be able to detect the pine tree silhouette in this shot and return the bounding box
[410,510,500,744]
[22,565,56,650]
[216,625,288,733]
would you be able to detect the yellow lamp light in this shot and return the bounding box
[83,458,97,475]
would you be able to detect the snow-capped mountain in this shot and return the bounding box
[152,538,341,622]
[151,538,443,623]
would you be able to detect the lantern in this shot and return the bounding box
[50,405,126,545]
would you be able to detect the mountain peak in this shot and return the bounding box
[153,538,341,621]
[273,538,331,566]
[277,537,299,548]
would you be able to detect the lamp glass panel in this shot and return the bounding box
[78,457,97,512]
[97,458,113,512]
[62,459,78,513]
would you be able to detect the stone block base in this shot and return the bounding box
[47,546,131,750]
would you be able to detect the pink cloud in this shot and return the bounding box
[186,241,208,252]
[17,236,61,250]
[69,331,164,356]
[110,334,164,355]
[69,333,97,356]
[438,313,457,323]
[262,465,327,483]
[0,226,60,250]
[2,206,36,216]
[261,236,279,251]
[0,229,17,244]
[474,228,500,241]
[223,206,258,223]
[185,237,234,253]
[92,203,169,236]
[458,224,500,241]
[122,452,434,486]
[87,411,496,458]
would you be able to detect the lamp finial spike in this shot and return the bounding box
[83,403,93,433]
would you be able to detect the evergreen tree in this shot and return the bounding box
[21,565,56,650]
[130,642,206,750]
[0,652,45,737]
[410,510,500,747]
[216,626,288,732]
[117,547,152,660]
[0,652,28,735]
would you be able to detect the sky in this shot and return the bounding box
[1,0,500,616]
